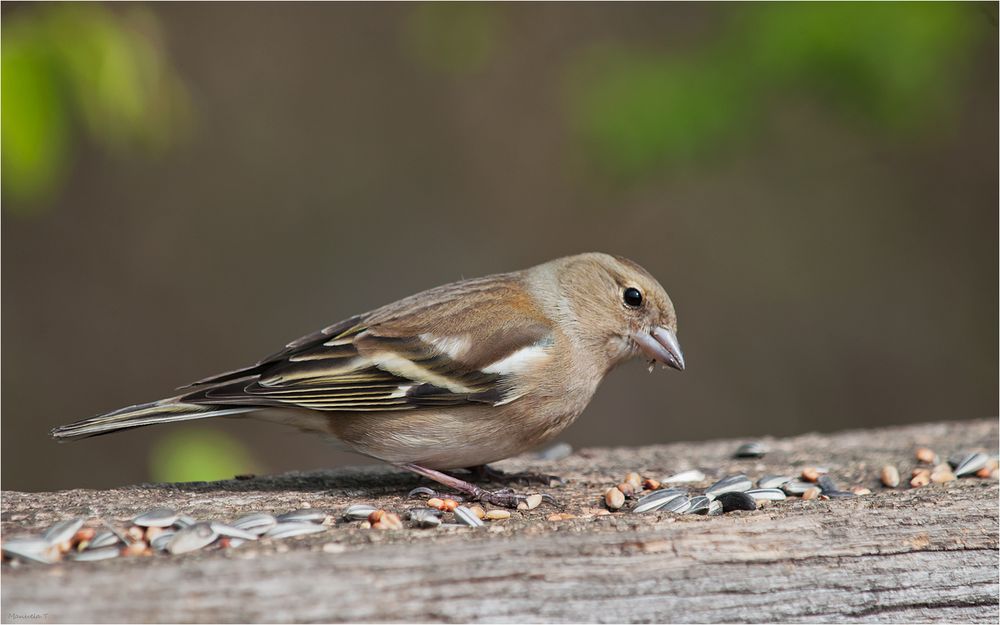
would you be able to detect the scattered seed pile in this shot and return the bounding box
[2,443,996,567]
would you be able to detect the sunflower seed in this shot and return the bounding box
[166,522,218,555]
[734,442,767,458]
[150,531,176,551]
[2,538,58,564]
[880,465,900,488]
[265,522,327,539]
[822,490,855,499]
[746,488,787,501]
[454,506,485,527]
[407,508,443,528]
[705,475,752,499]
[659,496,693,514]
[232,513,278,534]
[708,499,724,516]
[716,491,757,512]
[686,495,711,514]
[173,515,197,529]
[408,486,437,498]
[343,505,378,521]
[133,507,178,528]
[68,546,120,562]
[210,522,258,541]
[662,469,706,484]
[757,475,793,489]
[817,475,839,493]
[276,509,327,523]
[88,531,121,550]
[782,479,815,495]
[43,518,85,546]
[633,488,687,514]
[533,442,573,461]
[953,452,988,477]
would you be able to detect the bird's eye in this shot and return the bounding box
[623,287,643,308]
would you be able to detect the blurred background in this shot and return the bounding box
[3,3,997,491]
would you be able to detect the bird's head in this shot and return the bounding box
[539,253,684,373]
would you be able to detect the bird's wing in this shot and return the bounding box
[179,273,555,412]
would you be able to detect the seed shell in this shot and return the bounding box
[166,522,218,555]
[953,452,988,477]
[276,509,327,524]
[133,507,178,528]
[68,546,121,562]
[757,475,793,489]
[210,522,258,541]
[88,531,120,550]
[686,495,711,515]
[633,488,686,514]
[782,480,814,495]
[716,491,758,512]
[734,441,767,458]
[407,508,443,528]
[816,475,839,493]
[264,522,327,539]
[659,496,693,514]
[43,518,85,546]
[233,513,278,534]
[746,488,787,501]
[454,506,485,527]
[707,499,724,516]
[705,475,752,499]
[150,531,176,551]
[2,538,58,564]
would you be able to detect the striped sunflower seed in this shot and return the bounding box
[88,531,121,550]
[2,537,58,564]
[232,513,278,535]
[633,488,687,514]
[782,479,815,495]
[705,475,752,499]
[343,505,378,521]
[686,495,711,515]
[133,507,178,528]
[708,499,724,516]
[265,522,327,539]
[734,442,767,458]
[659,496,693,514]
[210,522,258,541]
[454,506,485,527]
[166,522,218,555]
[43,518,85,546]
[69,546,120,562]
[757,475,793,489]
[952,452,988,477]
[276,509,327,523]
[746,488,787,501]
[150,531,176,551]
[716,491,757,512]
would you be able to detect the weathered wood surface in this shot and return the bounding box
[2,419,998,624]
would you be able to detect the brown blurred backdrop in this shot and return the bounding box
[3,3,997,491]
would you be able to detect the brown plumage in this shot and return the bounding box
[52,252,684,506]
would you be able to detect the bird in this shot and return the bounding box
[52,252,685,507]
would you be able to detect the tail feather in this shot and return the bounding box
[51,399,252,440]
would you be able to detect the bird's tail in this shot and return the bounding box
[51,398,253,440]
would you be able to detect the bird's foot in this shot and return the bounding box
[465,464,565,487]
[399,463,558,509]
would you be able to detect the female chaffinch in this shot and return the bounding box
[53,252,684,506]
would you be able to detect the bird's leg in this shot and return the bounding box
[465,464,564,487]
[398,463,557,509]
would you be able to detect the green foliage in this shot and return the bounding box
[149,428,261,484]
[2,5,190,209]
[570,3,983,179]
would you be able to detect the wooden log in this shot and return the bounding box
[2,419,997,623]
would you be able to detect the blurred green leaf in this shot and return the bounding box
[570,3,982,179]
[1,4,191,210]
[149,428,261,484]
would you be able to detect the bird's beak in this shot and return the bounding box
[633,326,685,371]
